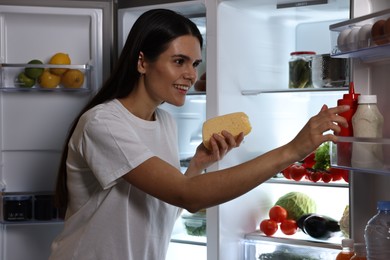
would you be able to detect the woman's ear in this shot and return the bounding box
[137,52,147,74]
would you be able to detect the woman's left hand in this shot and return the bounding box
[186,131,244,176]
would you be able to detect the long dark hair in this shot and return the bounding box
[54,9,203,210]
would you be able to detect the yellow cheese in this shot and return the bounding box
[202,112,252,150]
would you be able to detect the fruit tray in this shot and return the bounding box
[0,63,92,92]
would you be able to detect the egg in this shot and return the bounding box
[371,20,389,45]
[358,24,372,49]
[337,28,351,52]
[346,27,360,51]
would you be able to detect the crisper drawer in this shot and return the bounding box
[243,238,339,260]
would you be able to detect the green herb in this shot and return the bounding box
[313,142,330,171]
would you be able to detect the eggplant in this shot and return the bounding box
[300,214,340,239]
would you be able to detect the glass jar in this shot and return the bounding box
[289,51,316,89]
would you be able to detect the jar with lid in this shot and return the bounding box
[289,51,315,88]
[351,95,384,169]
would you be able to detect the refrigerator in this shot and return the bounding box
[0,0,114,259]
[118,0,390,259]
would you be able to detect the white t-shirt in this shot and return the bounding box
[49,99,181,260]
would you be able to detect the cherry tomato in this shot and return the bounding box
[281,165,292,179]
[260,219,278,236]
[341,170,349,183]
[280,219,298,235]
[269,205,288,223]
[289,164,306,181]
[321,172,332,183]
[329,168,348,181]
[309,171,322,183]
[302,152,316,169]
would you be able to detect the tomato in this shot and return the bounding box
[321,172,332,183]
[329,168,348,181]
[289,164,306,181]
[260,219,278,236]
[309,171,322,183]
[281,165,292,179]
[302,152,316,169]
[341,170,349,183]
[269,205,288,223]
[280,219,298,235]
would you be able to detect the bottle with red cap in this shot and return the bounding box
[336,82,360,166]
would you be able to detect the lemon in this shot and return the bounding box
[17,72,35,88]
[61,69,85,88]
[38,69,61,88]
[49,53,71,76]
[25,59,44,79]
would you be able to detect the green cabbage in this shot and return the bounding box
[275,192,317,221]
[339,205,350,238]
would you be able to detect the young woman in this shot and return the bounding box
[49,9,349,260]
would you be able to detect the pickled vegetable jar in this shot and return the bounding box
[289,51,316,88]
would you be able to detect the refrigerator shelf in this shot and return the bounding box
[244,230,343,250]
[241,87,348,95]
[0,63,92,92]
[267,177,349,188]
[330,136,390,175]
[330,8,390,62]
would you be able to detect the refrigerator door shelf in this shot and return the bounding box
[330,136,390,176]
[330,8,390,62]
[0,63,92,92]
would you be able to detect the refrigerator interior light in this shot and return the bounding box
[277,0,328,9]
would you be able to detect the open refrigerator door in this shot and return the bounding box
[204,0,352,259]
[0,1,114,259]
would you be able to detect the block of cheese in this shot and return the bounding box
[202,112,252,150]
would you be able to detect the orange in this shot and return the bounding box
[38,69,61,88]
[49,53,71,76]
[61,69,85,88]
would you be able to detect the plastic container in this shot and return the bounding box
[336,238,355,260]
[337,82,360,166]
[350,243,367,260]
[3,195,33,221]
[364,201,390,260]
[351,95,384,169]
[289,51,316,89]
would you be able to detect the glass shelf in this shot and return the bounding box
[330,136,390,175]
[241,87,348,95]
[243,231,340,260]
[0,63,92,92]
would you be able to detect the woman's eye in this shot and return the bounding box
[175,59,185,65]
[193,61,201,68]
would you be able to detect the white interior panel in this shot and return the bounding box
[2,223,63,260]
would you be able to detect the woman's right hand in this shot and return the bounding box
[287,104,350,162]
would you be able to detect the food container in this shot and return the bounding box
[312,54,349,88]
[182,211,206,236]
[289,51,316,88]
[3,195,33,221]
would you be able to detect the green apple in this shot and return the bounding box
[17,72,35,88]
[25,59,44,79]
